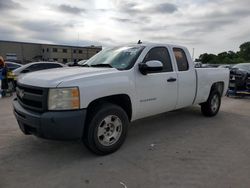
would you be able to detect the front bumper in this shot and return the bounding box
[13,98,87,140]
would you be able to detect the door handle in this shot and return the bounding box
[167,77,177,82]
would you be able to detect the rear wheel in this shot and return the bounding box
[83,103,129,155]
[201,90,221,117]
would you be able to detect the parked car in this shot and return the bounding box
[5,61,23,71]
[77,60,87,66]
[218,64,234,69]
[194,61,202,68]
[66,61,78,67]
[228,63,250,95]
[13,62,65,77]
[66,60,88,67]
[202,64,220,68]
[0,61,22,79]
[13,43,229,155]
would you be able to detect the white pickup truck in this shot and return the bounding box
[13,43,229,155]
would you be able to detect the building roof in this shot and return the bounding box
[0,40,102,49]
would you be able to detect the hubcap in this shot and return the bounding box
[211,94,219,112]
[97,115,122,146]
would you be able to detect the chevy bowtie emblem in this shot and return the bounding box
[18,89,25,98]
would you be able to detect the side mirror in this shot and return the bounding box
[139,60,163,75]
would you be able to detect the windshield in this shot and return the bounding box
[233,63,250,72]
[84,46,145,70]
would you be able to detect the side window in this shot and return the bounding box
[21,68,29,73]
[28,64,44,71]
[46,63,62,69]
[40,63,56,69]
[173,48,189,71]
[40,63,50,69]
[143,47,173,72]
[28,64,38,71]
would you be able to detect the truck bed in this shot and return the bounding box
[194,68,229,104]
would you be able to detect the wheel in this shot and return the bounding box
[83,103,129,155]
[201,90,221,117]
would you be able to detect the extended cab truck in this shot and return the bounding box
[13,43,229,155]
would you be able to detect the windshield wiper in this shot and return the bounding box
[90,64,113,68]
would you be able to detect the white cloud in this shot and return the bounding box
[0,0,249,57]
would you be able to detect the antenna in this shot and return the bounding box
[77,32,80,46]
[137,40,142,44]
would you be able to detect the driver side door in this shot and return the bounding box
[135,46,178,119]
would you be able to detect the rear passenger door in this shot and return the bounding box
[173,48,196,109]
[135,46,178,119]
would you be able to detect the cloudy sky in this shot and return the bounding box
[0,0,250,57]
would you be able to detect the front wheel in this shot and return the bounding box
[83,103,129,155]
[201,90,221,117]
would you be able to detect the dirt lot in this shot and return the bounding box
[0,96,250,188]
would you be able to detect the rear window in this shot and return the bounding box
[173,48,189,71]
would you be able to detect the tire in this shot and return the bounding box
[201,90,221,117]
[83,103,129,155]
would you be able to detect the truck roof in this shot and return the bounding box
[127,42,188,50]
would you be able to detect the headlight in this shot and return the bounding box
[48,87,80,110]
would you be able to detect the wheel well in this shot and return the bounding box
[87,94,132,121]
[210,82,224,96]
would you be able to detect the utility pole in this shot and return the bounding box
[76,32,79,62]
[77,33,80,47]
[21,43,24,63]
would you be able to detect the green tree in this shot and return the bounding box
[199,53,218,64]
[239,42,250,61]
[198,41,250,64]
[227,51,238,59]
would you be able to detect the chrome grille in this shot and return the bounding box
[16,83,48,112]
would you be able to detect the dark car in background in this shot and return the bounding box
[0,62,23,93]
[0,61,22,79]
[5,62,23,71]
[66,61,78,67]
[228,63,250,95]
[66,60,87,67]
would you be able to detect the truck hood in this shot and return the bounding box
[18,67,118,87]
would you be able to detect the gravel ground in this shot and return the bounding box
[0,96,250,188]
